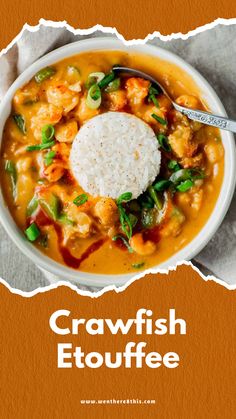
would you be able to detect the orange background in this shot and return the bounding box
[1,1,236,418]
[1,266,236,418]
[1,0,236,49]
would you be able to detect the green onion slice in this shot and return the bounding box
[86,84,102,109]
[25,223,40,242]
[148,86,159,107]
[89,72,105,83]
[27,124,55,152]
[190,168,206,180]
[170,169,190,184]
[138,193,155,209]
[150,96,159,108]
[148,186,163,210]
[118,204,133,240]
[117,192,132,204]
[35,67,56,83]
[13,114,26,134]
[105,78,120,93]
[117,195,134,239]
[169,168,205,191]
[26,141,55,152]
[98,71,115,89]
[44,150,56,166]
[156,133,171,152]
[152,113,167,126]
[73,194,88,206]
[176,179,194,192]
[112,235,133,253]
[168,160,181,172]
[42,124,55,143]
[85,77,96,89]
[85,72,105,89]
[141,200,154,209]
[153,179,172,192]
[169,168,197,184]
[149,85,159,95]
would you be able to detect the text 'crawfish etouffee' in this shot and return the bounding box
[1,51,224,274]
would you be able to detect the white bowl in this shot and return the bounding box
[0,37,235,287]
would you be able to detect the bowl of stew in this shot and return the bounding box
[0,37,235,287]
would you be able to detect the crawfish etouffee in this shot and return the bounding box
[1,51,224,274]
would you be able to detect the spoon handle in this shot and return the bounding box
[113,66,236,133]
[174,103,236,133]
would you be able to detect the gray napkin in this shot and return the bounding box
[0,23,235,290]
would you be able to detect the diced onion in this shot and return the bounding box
[69,82,82,92]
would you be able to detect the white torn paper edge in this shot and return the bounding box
[0,261,235,298]
[1,17,236,58]
[1,18,236,295]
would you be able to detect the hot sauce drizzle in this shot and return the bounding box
[31,208,107,269]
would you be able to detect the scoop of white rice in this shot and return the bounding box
[70,112,161,199]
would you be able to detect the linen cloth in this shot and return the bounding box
[0,24,236,290]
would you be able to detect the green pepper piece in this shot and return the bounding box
[141,208,157,229]
[40,194,60,221]
[5,160,17,199]
[13,114,26,134]
[132,262,145,269]
[25,223,40,242]
[26,195,39,217]
[128,213,138,228]
[73,194,88,206]
[35,67,56,83]
[58,214,74,225]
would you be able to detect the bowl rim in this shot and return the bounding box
[0,36,235,287]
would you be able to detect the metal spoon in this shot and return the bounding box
[113,66,236,133]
